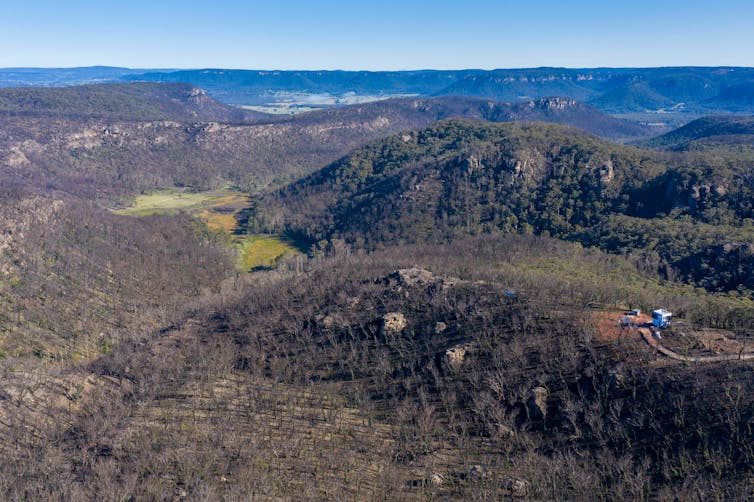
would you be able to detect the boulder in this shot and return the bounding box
[315,313,345,329]
[495,423,515,439]
[383,312,407,333]
[429,471,445,486]
[503,477,529,497]
[444,344,470,371]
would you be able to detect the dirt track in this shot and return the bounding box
[638,326,754,363]
[593,309,754,364]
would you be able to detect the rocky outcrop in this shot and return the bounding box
[527,386,548,420]
[598,159,614,184]
[382,312,407,333]
[466,466,528,496]
[444,343,471,371]
[506,148,547,182]
[607,368,626,389]
[532,96,578,110]
[391,267,436,287]
[388,267,464,293]
[429,472,445,486]
[3,146,31,167]
[503,477,529,497]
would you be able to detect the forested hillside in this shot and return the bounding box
[641,115,754,151]
[250,120,754,294]
[0,187,235,360]
[4,236,754,499]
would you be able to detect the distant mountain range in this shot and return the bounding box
[2,66,754,118]
[0,82,267,122]
[122,67,754,116]
[0,66,161,87]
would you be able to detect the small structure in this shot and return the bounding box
[652,309,672,329]
[631,308,641,316]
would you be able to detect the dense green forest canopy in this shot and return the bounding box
[250,119,754,294]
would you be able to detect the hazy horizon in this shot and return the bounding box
[3,64,754,72]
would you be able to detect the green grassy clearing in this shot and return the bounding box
[114,188,304,271]
[114,188,250,217]
[237,235,300,271]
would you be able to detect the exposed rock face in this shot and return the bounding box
[607,369,626,389]
[315,313,346,329]
[722,242,754,255]
[466,155,482,171]
[598,160,614,184]
[469,466,525,493]
[4,146,31,167]
[391,267,436,287]
[429,472,445,486]
[383,312,407,333]
[191,122,224,133]
[389,267,463,293]
[506,148,547,182]
[690,184,710,202]
[528,386,548,420]
[496,423,515,438]
[434,321,448,334]
[444,344,470,371]
[533,96,578,110]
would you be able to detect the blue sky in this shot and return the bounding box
[2,0,753,69]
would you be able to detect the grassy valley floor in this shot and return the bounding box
[115,187,305,271]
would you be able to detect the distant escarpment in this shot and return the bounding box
[125,66,754,115]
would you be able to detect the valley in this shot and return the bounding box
[115,187,303,271]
